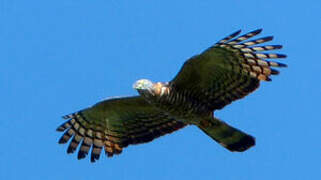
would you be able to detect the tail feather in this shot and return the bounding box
[199,117,255,152]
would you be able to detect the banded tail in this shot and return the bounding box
[198,117,255,152]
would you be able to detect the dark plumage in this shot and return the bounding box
[57,29,286,162]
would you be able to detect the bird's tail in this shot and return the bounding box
[198,117,255,152]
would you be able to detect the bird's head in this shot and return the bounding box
[133,79,154,96]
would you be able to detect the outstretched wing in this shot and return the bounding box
[170,29,287,111]
[57,96,186,162]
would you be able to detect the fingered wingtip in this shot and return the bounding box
[281,63,288,67]
[278,54,287,58]
[274,45,283,49]
[62,115,70,119]
[77,151,88,160]
[271,68,280,75]
[264,36,274,41]
[91,154,100,163]
[233,29,242,35]
[56,127,64,132]
[251,28,263,34]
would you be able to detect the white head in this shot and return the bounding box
[133,79,154,91]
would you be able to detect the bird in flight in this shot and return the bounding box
[57,29,287,162]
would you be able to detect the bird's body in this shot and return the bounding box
[57,29,287,162]
[136,81,210,122]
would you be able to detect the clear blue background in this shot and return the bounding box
[1,0,320,179]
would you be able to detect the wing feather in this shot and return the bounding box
[57,96,186,162]
[171,29,287,111]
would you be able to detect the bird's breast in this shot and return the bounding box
[151,86,211,124]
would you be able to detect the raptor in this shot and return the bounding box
[57,29,287,162]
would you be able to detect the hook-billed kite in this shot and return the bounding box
[57,29,287,162]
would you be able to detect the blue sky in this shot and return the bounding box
[1,0,321,179]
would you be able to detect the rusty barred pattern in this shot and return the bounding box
[57,96,186,162]
[171,29,287,111]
